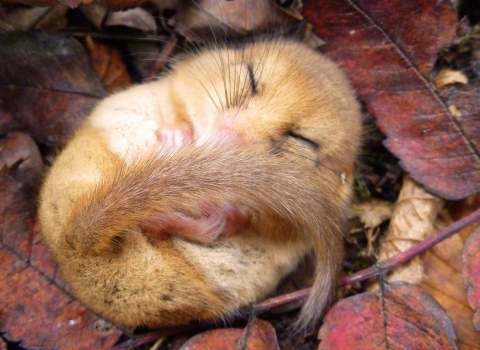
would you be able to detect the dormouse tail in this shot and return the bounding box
[294,214,345,332]
[65,141,345,329]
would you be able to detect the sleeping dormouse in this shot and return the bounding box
[38,39,361,330]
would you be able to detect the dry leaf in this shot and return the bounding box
[353,199,392,230]
[174,0,300,42]
[422,234,480,349]
[304,0,480,200]
[105,7,157,32]
[79,1,109,29]
[0,132,43,260]
[3,6,68,31]
[319,282,457,350]
[1,0,146,8]
[0,0,84,7]
[376,175,444,283]
[371,176,480,348]
[0,132,122,348]
[85,36,132,93]
[0,32,105,147]
[463,226,480,330]
[179,319,279,350]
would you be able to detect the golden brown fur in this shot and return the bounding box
[38,40,361,330]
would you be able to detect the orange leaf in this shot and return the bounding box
[463,226,480,330]
[85,36,132,93]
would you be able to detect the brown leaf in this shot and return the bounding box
[318,282,457,349]
[105,7,157,32]
[3,5,69,31]
[0,0,85,7]
[8,0,145,11]
[174,0,300,42]
[353,199,392,251]
[371,176,480,348]
[304,0,480,200]
[85,36,132,93]
[0,132,122,348]
[101,0,148,10]
[0,32,105,147]
[422,236,480,349]
[79,2,109,29]
[179,319,279,350]
[376,176,444,283]
[463,226,480,331]
[0,132,43,260]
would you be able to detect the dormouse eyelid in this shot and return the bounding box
[286,131,319,149]
[246,64,258,95]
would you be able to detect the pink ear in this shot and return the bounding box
[140,203,251,243]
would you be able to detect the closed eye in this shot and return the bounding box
[286,131,319,150]
[246,64,258,95]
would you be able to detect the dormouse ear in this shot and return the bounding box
[140,204,251,244]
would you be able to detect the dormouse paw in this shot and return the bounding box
[156,123,192,149]
[140,203,251,243]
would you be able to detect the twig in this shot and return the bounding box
[59,30,168,42]
[114,207,480,347]
[253,207,480,311]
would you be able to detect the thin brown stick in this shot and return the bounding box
[252,207,480,312]
[115,207,480,348]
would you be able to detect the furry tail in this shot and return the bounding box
[294,213,345,331]
[65,141,345,328]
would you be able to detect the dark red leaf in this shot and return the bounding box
[180,319,279,350]
[304,0,480,200]
[0,132,121,349]
[318,282,457,349]
[0,32,105,147]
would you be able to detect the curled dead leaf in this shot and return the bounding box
[376,175,444,284]
[105,7,157,32]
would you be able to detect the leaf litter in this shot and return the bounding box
[1,0,480,349]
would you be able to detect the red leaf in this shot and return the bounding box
[462,226,480,331]
[0,132,121,349]
[304,0,480,200]
[180,319,279,350]
[318,282,457,349]
[0,32,105,147]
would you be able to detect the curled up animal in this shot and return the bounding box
[38,38,361,331]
